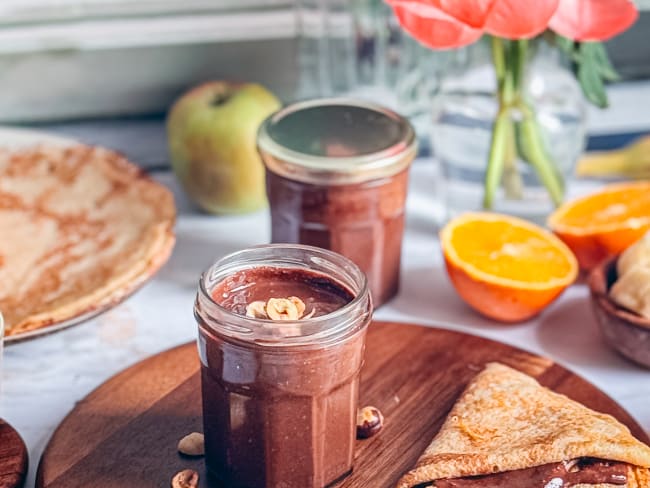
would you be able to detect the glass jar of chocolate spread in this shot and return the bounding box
[257,98,417,307]
[194,244,372,488]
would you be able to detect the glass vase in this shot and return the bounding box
[297,0,449,153]
[432,41,587,224]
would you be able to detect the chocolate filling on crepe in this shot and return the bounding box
[398,363,650,488]
[423,458,628,487]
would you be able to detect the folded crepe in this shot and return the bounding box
[398,363,650,488]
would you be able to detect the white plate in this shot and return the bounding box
[0,126,75,148]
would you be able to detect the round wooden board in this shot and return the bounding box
[37,321,649,488]
[0,418,28,488]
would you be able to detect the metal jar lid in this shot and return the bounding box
[257,98,417,185]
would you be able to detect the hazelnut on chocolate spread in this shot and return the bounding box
[194,245,372,488]
[258,99,417,307]
[217,266,353,318]
[430,458,628,487]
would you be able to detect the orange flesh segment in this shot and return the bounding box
[449,220,575,284]
[553,183,650,230]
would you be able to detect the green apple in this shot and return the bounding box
[167,82,281,214]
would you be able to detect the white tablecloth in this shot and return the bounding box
[3,164,649,487]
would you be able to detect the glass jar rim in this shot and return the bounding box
[195,244,371,347]
[257,98,417,185]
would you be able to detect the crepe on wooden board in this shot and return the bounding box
[398,362,650,488]
[0,144,175,338]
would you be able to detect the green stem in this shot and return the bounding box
[485,38,564,208]
[514,117,534,163]
[518,103,565,206]
[483,108,511,209]
[511,39,536,173]
[492,37,506,94]
[503,119,523,199]
[501,40,526,199]
[513,38,564,206]
[511,39,528,95]
[514,39,565,207]
[486,37,521,205]
[484,37,511,208]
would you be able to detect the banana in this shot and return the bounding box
[577,136,650,180]
[610,231,650,318]
[609,266,650,319]
[617,232,650,276]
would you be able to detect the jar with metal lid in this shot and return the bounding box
[257,98,417,307]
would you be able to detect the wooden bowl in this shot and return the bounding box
[588,257,650,368]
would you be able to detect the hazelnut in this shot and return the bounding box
[246,297,313,321]
[171,469,199,488]
[289,296,306,317]
[303,307,316,319]
[245,301,268,319]
[266,298,300,320]
[356,406,384,439]
[178,432,205,456]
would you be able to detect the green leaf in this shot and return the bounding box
[551,38,618,108]
[578,54,609,108]
[590,42,619,82]
[576,42,612,108]
[555,35,577,58]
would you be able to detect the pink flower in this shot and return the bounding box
[549,0,638,41]
[390,2,483,49]
[386,0,638,49]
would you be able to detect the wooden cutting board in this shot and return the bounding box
[36,321,649,488]
[0,418,28,488]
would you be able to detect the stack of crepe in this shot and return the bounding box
[0,144,175,338]
[398,363,650,488]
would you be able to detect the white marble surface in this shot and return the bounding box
[3,164,650,487]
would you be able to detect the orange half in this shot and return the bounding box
[548,182,650,270]
[441,212,579,323]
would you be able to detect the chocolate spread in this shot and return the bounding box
[198,267,366,488]
[267,167,409,308]
[214,266,353,318]
[431,458,628,487]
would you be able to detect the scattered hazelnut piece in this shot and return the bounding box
[290,296,307,316]
[563,459,580,473]
[245,301,268,319]
[356,406,384,439]
[266,297,300,320]
[303,308,316,319]
[178,432,205,456]
[171,469,199,488]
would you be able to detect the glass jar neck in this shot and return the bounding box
[257,97,417,185]
[195,245,372,348]
[260,145,416,186]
